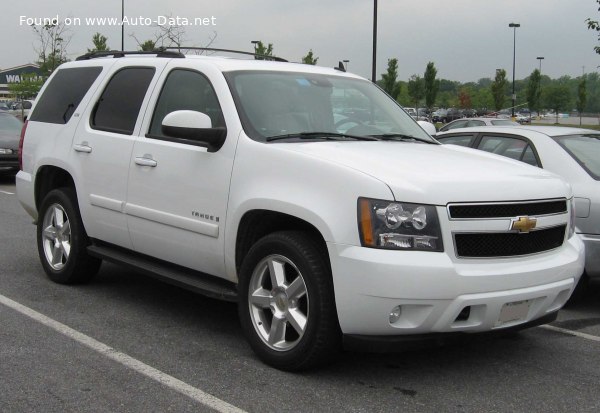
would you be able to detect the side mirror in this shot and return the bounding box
[162,110,226,152]
[417,120,437,136]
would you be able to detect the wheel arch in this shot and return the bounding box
[35,165,76,211]
[234,209,331,278]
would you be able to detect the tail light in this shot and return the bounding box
[19,120,28,170]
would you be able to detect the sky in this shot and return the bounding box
[2,0,599,83]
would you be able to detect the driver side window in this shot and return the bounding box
[148,69,225,139]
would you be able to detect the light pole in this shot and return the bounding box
[121,0,125,51]
[343,60,349,71]
[536,56,544,73]
[372,0,378,83]
[251,40,259,55]
[509,22,520,118]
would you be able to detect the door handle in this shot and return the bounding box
[73,143,92,153]
[134,156,157,167]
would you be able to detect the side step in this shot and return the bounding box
[87,244,238,302]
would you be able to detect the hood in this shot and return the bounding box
[279,141,570,205]
[0,130,19,150]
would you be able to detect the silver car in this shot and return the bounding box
[438,117,519,132]
[437,125,600,284]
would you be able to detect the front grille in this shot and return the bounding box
[454,225,566,258]
[449,200,567,219]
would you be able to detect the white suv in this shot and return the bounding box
[16,50,584,370]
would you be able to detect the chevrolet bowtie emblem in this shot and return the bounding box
[510,216,537,233]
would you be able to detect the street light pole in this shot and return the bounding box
[509,22,520,119]
[121,0,125,51]
[536,56,544,74]
[372,0,378,83]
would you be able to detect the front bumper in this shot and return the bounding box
[0,154,18,173]
[580,233,600,278]
[328,235,584,336]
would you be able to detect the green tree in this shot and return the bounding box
[253,41,274,60]
[407,74,425,111]
[138,40,156,51]
[88,33,109,52]
[577,77,587,125]
[380,58,401,101]
[423,62,439,110]
[543,84,571,123]
[586,0,600,54]
[526,69,542,116]
[8,73,44,99]
[491,69,508,111]
[32,23,71,75]
[301,49,318,65]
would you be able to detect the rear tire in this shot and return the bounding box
[238,231,340,371]
[37,188,101,284]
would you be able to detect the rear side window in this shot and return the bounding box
[91,67,155,135]
[437,134,475,147]
[29,67,102,124]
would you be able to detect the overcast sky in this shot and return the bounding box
[2,0,599,82]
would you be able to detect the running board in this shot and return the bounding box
[87,244,238,302]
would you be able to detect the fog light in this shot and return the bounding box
[389,306,401,324]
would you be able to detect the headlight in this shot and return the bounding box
[568,197,576,238]
[358,197,443,251]
[0,148,13,154]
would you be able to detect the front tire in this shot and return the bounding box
[37,188,101,284]
[238,231,340,371]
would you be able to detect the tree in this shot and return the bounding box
[491,69,508,111]
[8,73,44,99]
[526,69,542,116]
[131,15,217,53]
[253,41,274,60]
[407,74,425,112]
[138,40,156,51]
[543,84,571,123]
[458,88,472,109]
[32,22,71,75]
[301,50,318,65]
[577,77,587,125]
[423,62,439,110]
[380,58,401,101]
[88,33,109,52]
[586,0,600,54]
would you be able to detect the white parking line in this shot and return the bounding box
[0,293,247,413]
[540,324,600,343]
[0,190,14,195]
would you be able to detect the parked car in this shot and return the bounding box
[462,109,477,118]
[0,112,23,175]
[10,99,35,120]
[438,117,519,133]
[445,108,464,122]
[17,51,583,371]
[0,102,10,111]
[431,109,448,123]
[436,125,599,288]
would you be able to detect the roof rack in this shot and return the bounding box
[160,47,288,62]
[76,50,185,61]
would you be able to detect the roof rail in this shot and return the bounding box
[76,50,185,61]
[161,47,288,62]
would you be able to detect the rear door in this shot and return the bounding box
[70,59,169,249]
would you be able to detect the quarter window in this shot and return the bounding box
[437,134,475,147]
[91,67,155,135]
[148,69,225,138]
[29,67,102,124]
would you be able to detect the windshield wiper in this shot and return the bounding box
[266,132,378,142]
[369,133,438,144]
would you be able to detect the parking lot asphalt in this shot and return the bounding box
[1,176,599,413]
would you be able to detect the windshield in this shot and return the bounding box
[224,70,435,143]
[553,134,600,180]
